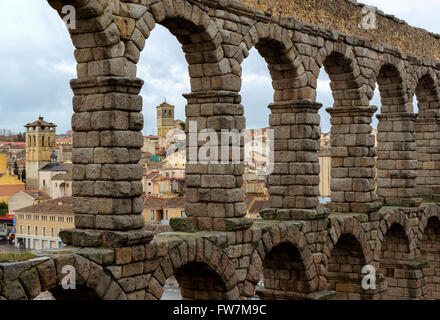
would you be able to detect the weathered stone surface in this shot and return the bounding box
[19,268,41,299]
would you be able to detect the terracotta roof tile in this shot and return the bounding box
[23,190,51,200]
[25,117,57,128]
[0,184,25,197]
[15,197,73,215]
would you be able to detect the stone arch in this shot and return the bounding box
[376,210,424,299]
[123,0,227,92]
[2,254,126,301]
[146,239,240,300]
[373,55,410,113]
[322,218,372,270]
[244,224,317,299]
[419,214,440,299]
[318,44,378,213]
[321,218,374,299]
[374,56,418,205]
[315,43,366,107]
[419,205,440,236]
[412,69,440,198]
[239,22,306,101]
[376,210,416,256]
[50,254,126,300]
[411,68,439,108]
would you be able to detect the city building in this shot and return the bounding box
[156,101,185,149]
[157,101,176,148]
[15,197,73,250]
[0,154,25,205]
[143,195,186,224]
[38,150,68,196]
[50,173,72,199]
[25,117,57,190]
[142,135,158,154]
[8,190,51,215]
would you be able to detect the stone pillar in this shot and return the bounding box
[327,106,380,213]
[265,100,324,220]
[170,90,253,232]
[377,112,420,206]
[415,117,440,201]
[60,77,153,248]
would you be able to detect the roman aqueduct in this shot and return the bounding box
[2,0,440,300]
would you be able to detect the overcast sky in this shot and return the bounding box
[0,1,438,135]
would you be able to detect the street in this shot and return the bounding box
[0,240,24,254]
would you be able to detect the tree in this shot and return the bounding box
[0,202,8,215]
[20,168,26,182]
[13,161,18,176]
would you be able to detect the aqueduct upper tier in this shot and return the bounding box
[2,0,440,300]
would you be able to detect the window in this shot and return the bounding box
[20,225,23,234]
[51,228,54,237]
[150,210,155,220]
[50,216,55,222]
[43,227,46,236]
[58,217,64,222]
[181,211,186,218]
[27,226,30,235]
[34,215,39,221]
[166,210,169,220]
[35,226,38,236]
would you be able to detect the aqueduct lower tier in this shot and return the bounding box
[2,205,440,300]
[3,0,440,300]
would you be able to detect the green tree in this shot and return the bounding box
[20,168,26,182]
[13,161,19,176]
[0,202,8,215]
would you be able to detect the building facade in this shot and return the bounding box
[0,154,25,205]
[8,190,51,215]
[143,196,186,224]
[25,117,56,190]
[15,197,73,250]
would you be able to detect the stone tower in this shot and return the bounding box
[25,117,57,190]
[156,101,175,147]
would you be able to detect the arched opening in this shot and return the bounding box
[414,74,440,200]
[319,51,376,213]
[375,62,417,206]
[160,262,229,300]
[420,216,440,299]
[138,23,188,214]
[244,31,320,213]
[316,69,331,204]
[379,223,416,300]
[327,234,368,300]
[241,47,272,207]
[257,242,309,299]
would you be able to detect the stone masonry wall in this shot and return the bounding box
[1,204,440,300]
[11,0,438,300]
